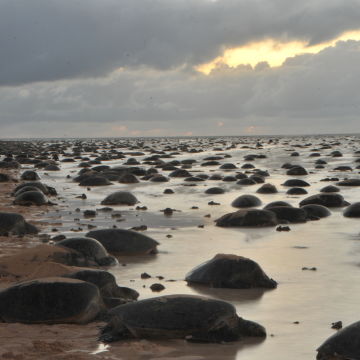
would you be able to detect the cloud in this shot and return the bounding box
[0,39,359,137]
[1,0,360,85]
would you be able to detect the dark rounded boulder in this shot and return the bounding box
[215,209,278,227]
[231,194,261,208]
[101,191,138,206]
[186,254,277,289]
[86,229,159,255]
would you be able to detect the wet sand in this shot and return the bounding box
[1,135,360,359]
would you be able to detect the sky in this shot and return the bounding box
[1,0,360,138]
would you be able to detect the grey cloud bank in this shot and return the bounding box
[1,0,360,85]
[0,0,359,137]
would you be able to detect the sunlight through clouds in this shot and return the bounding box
[197,30,360,74]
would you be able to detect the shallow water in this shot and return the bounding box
[20,135,360,359]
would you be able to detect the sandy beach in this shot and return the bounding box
[1,136,360,359]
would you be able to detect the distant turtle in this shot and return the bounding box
[86,229,159,255]
[299,194,349,208]
[215,209,278,227]
[62,269,138,306]
[20,170,40,181]
[316,320,360,359]
[301,204,331,219]
[79,176,112,186]
[13,191,50,206]
[13,181,51,195]
[0,277,104,324]
[186,254,277,289]
[99,295,266,343]
[343,202,360,218]
[231,194,261,208]
[0,212,38,236]
[57,237,118,266]
[266,206,307,223]
[101,191,138,206]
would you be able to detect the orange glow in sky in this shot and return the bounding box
[197,30,360,74]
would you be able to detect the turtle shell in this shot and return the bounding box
[317,321,360,360]
[100,295,264,342]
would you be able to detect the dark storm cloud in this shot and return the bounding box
[1,0,360,85]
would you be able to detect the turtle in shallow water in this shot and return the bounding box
[186,254,277,289]
[99,295,266,343]
[0,277,104,324]
[13,190,51,206]
[62,269,139,306]
[86,229,159,255]
[316,320,360,359]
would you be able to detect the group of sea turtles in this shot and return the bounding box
[1,137,360,359]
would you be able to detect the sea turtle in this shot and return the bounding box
[99,295,266,343]
[186,254,277,289]
[316,320,360,359]
[13,181,50,195]
[56,237,118,266]
[266,206,307,223]
[299,194,349,208]
[343,202,360,218]
[79,176,112,186]
[62,269,139,304]
[0,212,38,235]
[282,179,310,187]
[0,277,104,324]
[256,183,278,194]
[100,191,138,206]
[86,229,159,255]
[231,194,261,208]
[13,190,50,206]
[215,209,278,227]
[301,204,331,219]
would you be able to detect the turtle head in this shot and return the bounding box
[97,255,118,266]
[237,318,266,338]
